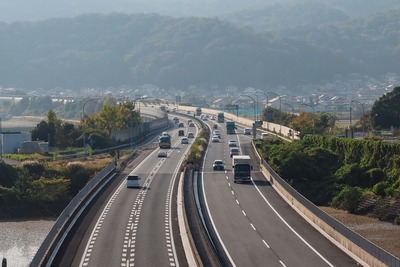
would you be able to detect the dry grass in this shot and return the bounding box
[47,154,113,170]
[321,206,400,259]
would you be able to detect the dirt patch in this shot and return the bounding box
[320,206,400,259]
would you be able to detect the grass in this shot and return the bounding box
[321,206,400,259]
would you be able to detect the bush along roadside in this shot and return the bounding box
[184,126,210,171]
[257,135,400,225]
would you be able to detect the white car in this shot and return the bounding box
[243,128,251,135]
[187,132,195,138]
[228,140,237,147]
[213,130,221,137]
[157,150,168,157]
[181,137,189,144]
[211,135,220,142]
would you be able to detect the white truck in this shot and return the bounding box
[232,155,252,183]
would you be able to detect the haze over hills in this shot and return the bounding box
[0,1,399,96]
[1,0,400,23]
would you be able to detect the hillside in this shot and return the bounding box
[0,11,399,92]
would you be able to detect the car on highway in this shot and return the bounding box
[213,160,225,171]
[213,130,221,137]
[181,137,189,144]
[230,148,240,157]
[157,150,168,157]
[178,122,184,127]
[243,128,251,135]
[213,124,218,129]
[127,174,141,188]
[178,129,185,136]
[187,132,195,138]
[189,122,195,127]
[211,135,220,142]
[228,140,237,147]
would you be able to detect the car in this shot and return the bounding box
[127,175,141,188]
[181,137,189,144]
[230,148,240,157]
[213,160,225,171]
[178,130,185,136]
[243,128,251,135]
[203,117,208,121]
[189,122,195,127]
[187,132,195,138]
[162,132,169,136]
[213,124,218,129]
[188,119,193,123]
[178,122,184,127]
[213,130,221,137]
[186,111,191,114]
[211,135,220,142]
[211,116,215,120]
[157,150,168,157]
[228,140,237,147]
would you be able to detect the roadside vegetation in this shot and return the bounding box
[0,156,113,218]
[257,87,400,224]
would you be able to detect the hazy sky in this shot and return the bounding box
[0,0,272,23]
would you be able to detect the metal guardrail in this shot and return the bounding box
[30,163,116,267]
[30,113,170,266]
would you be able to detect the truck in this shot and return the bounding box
[226,121,236,134]
[195,107,202,116]
[232,155,252,183]
[217,112,224,123]
[159,134,171,149]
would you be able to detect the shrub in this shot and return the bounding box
[331,186,363,213]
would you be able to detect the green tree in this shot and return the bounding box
[331,186,363,213]
[370,86,400,129]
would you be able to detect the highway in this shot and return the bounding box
[52,112,365,267]
[201,118,361,266]
[53,115,196,266]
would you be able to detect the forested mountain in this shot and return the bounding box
[0,11,399,93]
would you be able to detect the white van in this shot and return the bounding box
[127,175,141,188]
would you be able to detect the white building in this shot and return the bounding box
[1,132,31,154]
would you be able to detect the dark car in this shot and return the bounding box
[213,160,225,171]
[230,148,240,157]
[178,130,185,136]
[178,122,184,127]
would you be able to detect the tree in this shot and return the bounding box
[290,111,315,137]
[370,86,400,129]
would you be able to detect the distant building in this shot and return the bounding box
[0,132,31,154]
[19,141,49,154]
